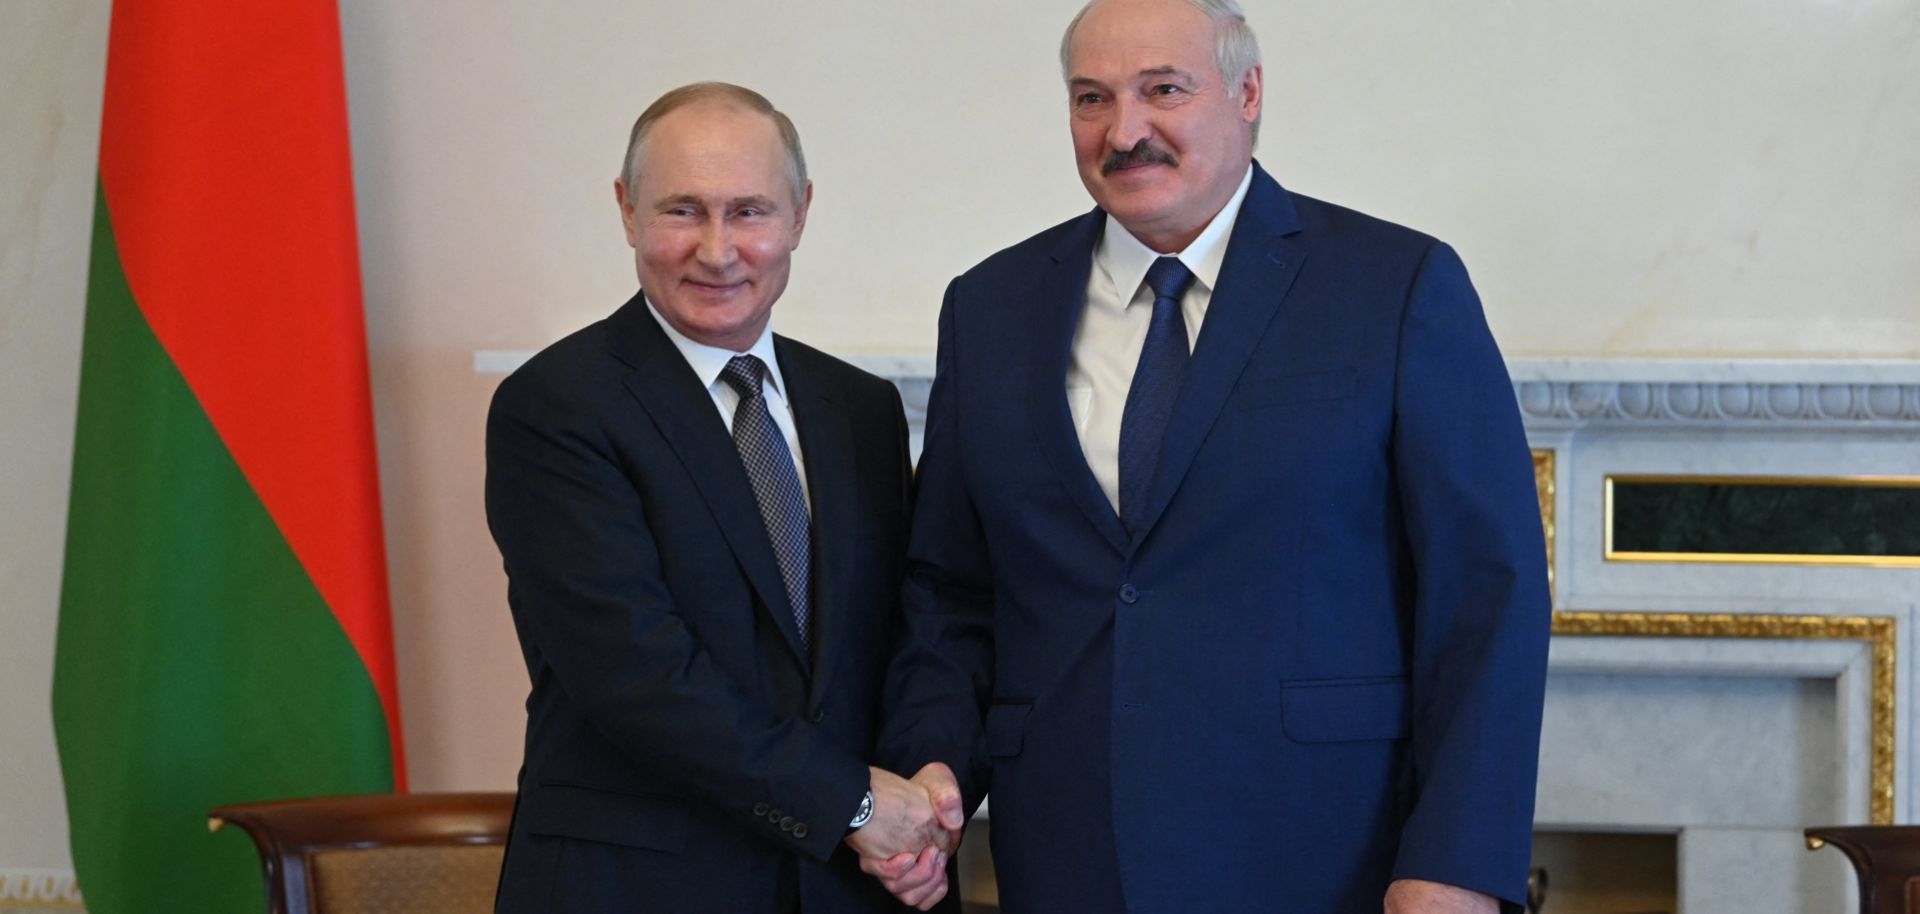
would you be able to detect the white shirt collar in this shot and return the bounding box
[1096,164,1255,306]
[643,297,789,402]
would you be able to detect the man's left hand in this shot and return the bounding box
[1384,879,1499,914]
[910,762,965,851]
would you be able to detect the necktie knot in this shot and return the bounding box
[721,355,766,400]
[1144,256,1195,305]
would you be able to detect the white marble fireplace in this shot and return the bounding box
[1510,358,1920,914]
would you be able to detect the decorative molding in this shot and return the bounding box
[1551,611,1898,825]
[1507,361,1920,430]
[1512,380,1920,429]
[1504,358,1920,386]
[888,376,933,429]
[0,869,83,908]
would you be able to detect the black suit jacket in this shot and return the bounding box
[486,293,916,913]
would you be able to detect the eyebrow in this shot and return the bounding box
[653,193,782,212]
[1068,65,1200,89]
[1138,65,1198,82]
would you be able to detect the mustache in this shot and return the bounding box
[1102,141,1177,175]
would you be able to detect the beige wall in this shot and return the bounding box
[4,0,1918,876]
[1,0,107,870]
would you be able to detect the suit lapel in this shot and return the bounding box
[776,338,856,706]
[1128,166,1307,543]
[1032,212,1132,555]
[607,299,810,670]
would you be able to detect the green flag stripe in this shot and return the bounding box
[52,186,394,914]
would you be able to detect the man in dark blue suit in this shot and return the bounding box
[876,1,1551,911]
[487,83,959,913]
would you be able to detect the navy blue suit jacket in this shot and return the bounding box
[880,164,1551,913]
[487,295,925,913]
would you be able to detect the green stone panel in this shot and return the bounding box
[1612,480,1920,557]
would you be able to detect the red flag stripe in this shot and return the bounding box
[98,0,404,785]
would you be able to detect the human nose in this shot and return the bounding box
[1107,94,1152,152]
[696,217,737,271]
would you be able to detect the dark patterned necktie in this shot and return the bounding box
[720,355,812,649]
[1117,256,1195,537]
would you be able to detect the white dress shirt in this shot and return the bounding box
[645,300,810,508]
[1067,165,1254,511]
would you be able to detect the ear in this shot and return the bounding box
[614,178,639,247]
[789,180,814,249]
[1238,64,1263,126]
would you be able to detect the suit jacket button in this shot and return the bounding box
[779,816,796,831]
[811,708,826,723]
[753,802,770,817]
[769,808,784,823]
[1119,584,1139,604]
[793,824,809,839]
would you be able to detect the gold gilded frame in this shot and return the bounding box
[1532,450,1555,596]
[1551,611,1898,824]
[1604,474,1920,568]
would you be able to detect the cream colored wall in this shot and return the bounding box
[0,0,107,871]
[3,0,1917,877]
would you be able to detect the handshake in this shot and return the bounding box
[844,762,966,910]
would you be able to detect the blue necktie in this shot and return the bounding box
[721,355,812,650]
[1117,256,1195,537]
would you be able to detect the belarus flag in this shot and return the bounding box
[51,2,405,911]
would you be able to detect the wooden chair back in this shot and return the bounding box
[209,792,514,914]
[1808,826,1920,914]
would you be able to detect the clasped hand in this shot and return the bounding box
[844,763,964,910]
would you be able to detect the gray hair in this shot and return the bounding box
[1059,0,1263,140]
[620,82,808,207]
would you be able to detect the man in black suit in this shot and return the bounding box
[487,82,959,914]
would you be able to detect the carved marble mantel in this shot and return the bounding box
[1507,358,1920,431]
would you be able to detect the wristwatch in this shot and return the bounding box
[849,790,874,828]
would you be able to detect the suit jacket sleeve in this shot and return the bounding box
[1386,241,1552,909]
[877,280,997,809]
[485,367,869,863]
